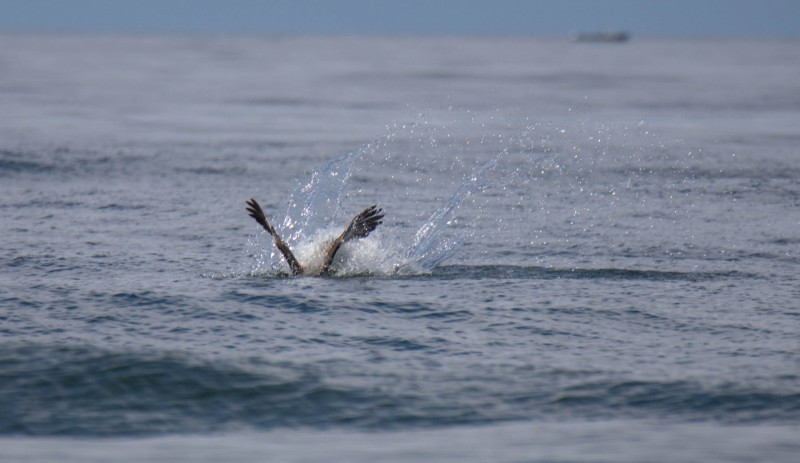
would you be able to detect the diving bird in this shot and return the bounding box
[245,198,383,276]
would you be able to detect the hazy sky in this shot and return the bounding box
[0,0,798,38]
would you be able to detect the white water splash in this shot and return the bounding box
[242,112,691,277]
[246,144,499,277]
[400,159,497,272]
[279,150,360,246]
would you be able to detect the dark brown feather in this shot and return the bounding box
[245,198,303,275]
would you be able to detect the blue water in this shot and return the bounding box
[1,35,799,462]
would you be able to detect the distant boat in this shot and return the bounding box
[569,31,630,43]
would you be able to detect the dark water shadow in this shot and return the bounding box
[419,264,755,282]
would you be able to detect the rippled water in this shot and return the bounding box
[1,35,799,462]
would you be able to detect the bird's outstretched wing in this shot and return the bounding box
[321,205,384,274]
[341,205,384,242]
[246,198,304,275]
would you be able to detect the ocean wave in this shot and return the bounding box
[1,345,796,436]
[0,150,55,175]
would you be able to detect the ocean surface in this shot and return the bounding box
[1,35,799,462]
